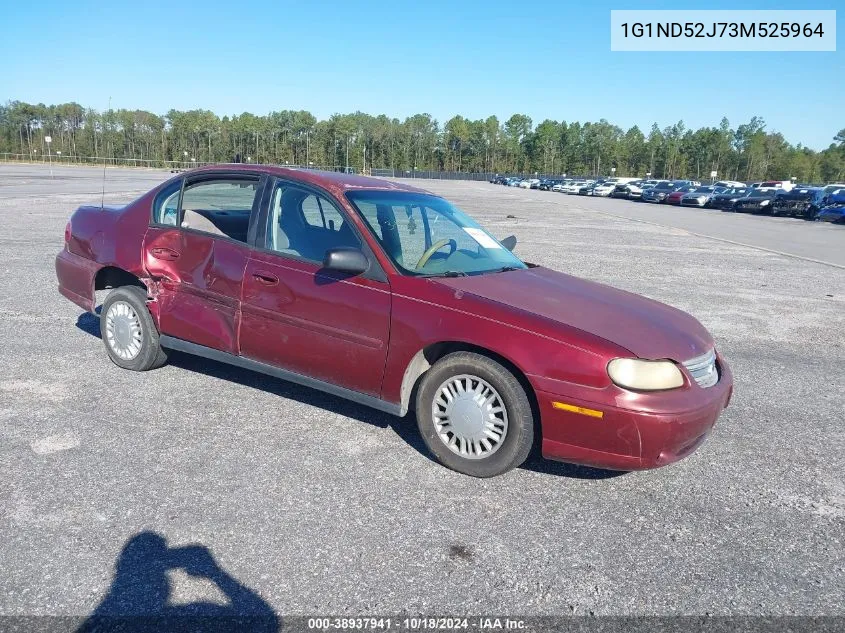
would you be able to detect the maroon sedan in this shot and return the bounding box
[56,165,732,477]
[664,185,697,205]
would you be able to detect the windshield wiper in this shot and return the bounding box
[423,270,468,277]
[493,266,521,273]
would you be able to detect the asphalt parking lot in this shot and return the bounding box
[1,164,843,618]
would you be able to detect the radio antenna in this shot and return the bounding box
[101,96,111,210]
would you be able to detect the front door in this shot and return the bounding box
[143,174,263,354]
[239,182,391,397]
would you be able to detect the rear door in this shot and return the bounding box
[143,173,265,354]
[239,180,391,397]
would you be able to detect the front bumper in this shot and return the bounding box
[537,359,733,470]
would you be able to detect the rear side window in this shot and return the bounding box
[152,180,182,226]
[179,178,260,242]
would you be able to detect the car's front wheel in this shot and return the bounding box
[415,352,534,477]
[100,285,169,371]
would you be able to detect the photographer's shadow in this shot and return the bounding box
[78,531,279,633]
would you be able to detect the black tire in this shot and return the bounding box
[100,285,168,371]
[415,352,534,477]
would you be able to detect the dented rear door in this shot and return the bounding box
[143,228,249,354]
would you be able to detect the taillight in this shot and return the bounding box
[64,221,72,244]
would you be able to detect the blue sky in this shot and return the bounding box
[2,0,841,149]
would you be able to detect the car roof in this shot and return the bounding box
[178,164,433,197]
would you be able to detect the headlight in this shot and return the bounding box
[760,199,770,206]
[607,358,685,391]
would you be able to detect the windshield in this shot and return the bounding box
[692,186,715,193]
[346,191,526,276]
[755,189,779,198]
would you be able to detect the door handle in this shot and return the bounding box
[252,271,279,286]
[150,247,180,261]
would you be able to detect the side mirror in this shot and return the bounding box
[500,235,517,252]
[323,247,369,275]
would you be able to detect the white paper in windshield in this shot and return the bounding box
[463,227,502,249]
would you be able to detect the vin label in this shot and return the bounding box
[610,10,836,51]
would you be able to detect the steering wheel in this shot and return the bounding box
[415,238,457,269]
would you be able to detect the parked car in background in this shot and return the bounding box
[822,184,845,195]
[578,183,597,195]
[517,179,532,189]
[664,185,698,205]
[591,182,617,197]
[751,180,795,192]
[733,188,782,213]
[771,187,827,219]
[561,181,587,194]
[529,179,542,189]
[506,177,521,187]
[609,181,647,199]
[490,176,508,185]
[714,180,746,189]
[606,177,640,186]
[680,186,726,208]
[709,187,752,210]
[55,164,732,477]
[626,181,655,200]
[641,181,680,203]
[538,179,559,191]
[815,190,845,223]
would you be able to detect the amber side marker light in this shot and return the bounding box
[552,401,604,419]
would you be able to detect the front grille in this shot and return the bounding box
[683,349,719,388]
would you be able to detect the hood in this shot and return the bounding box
[435,267,713,362]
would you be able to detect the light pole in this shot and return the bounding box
[45,135,53,178]
[346,135,350,173]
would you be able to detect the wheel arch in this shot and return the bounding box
[398,341,540,426]
[94,265,146,293]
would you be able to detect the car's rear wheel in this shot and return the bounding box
[415,352,534,477]
[100,285,168,371]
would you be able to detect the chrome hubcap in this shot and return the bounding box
[105,301,143,360]
[432,374,508,460]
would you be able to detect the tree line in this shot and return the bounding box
[1,100,843,182]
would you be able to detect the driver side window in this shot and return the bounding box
[266,184,361,263]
